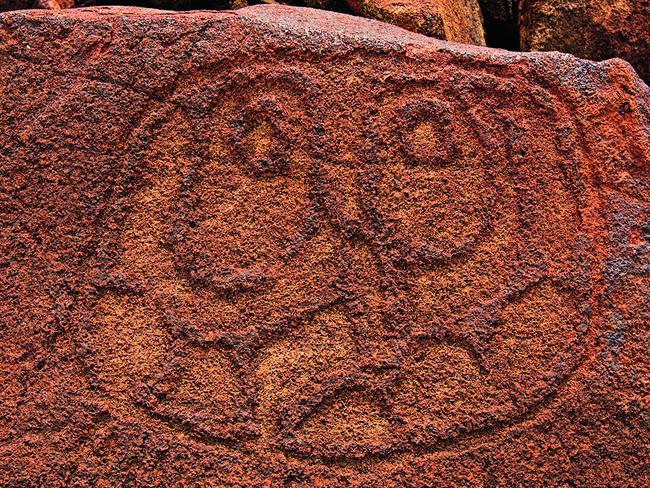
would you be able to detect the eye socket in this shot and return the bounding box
[231,98,291,178]
[168,81,318,292]
[399,99,457,167]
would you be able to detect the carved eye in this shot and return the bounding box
[399,99,457,167]
[170,80,317,291]
[370,94,493,264]
[231,98,291,177]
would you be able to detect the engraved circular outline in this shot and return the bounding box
[168,69,325,295]
[274,75,593,461]
[362,90,497,267]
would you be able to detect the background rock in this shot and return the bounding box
[520,0,650,83]
[0,5,648,486]
[37,0,74,7]
[346,0,486,45]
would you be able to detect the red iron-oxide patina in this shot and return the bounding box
[0,5,648,486]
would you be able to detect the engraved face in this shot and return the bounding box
[85,65,591,461]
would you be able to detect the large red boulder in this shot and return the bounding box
[0,5,648,486]
[520,0,650,83]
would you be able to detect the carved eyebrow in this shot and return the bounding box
[229,100,294,178]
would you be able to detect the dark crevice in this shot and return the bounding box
[328,0,354,15]
[478,0,521,51]
[484,18,520,51]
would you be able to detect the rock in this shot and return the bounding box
[0,5,648,486]
[258,0,338,9]
[228,0,248,8]
[0,0,238,11]
[520,0,650,83]
[346,0,486,45]
[0,0,74,11]
[35,0,75,8]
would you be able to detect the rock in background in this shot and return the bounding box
[519,0,650,83]
[346,0,486,45]
[0,0,74,11]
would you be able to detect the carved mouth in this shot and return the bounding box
[260,280,587,461]
[183,265,273,295]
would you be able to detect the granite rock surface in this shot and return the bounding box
[346,0,486,44]
[0,5,648,486]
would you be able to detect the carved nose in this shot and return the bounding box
[333,232,410,366]
[320,162,371,240]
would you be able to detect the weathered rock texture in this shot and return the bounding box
[520,0,650,83]
[0,0,234,12]
[346,0,486,45]
[1,5,649,486]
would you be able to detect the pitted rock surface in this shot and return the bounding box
[0,5,648,486]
